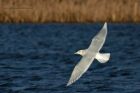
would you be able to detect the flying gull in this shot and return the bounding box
[67,22,110,86]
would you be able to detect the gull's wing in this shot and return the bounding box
[67,23,108,86]
[67,53,95,86]
[88,22,107,52]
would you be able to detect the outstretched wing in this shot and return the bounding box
[67,23,108,86]
[67,54,94,86]
[88,22,107,52]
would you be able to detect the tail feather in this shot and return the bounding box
[96,53,110,63]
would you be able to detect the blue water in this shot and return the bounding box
[0,23,140,93]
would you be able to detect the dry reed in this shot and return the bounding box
[0,0,140,23]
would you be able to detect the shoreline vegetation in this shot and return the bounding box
[0,0,140,23]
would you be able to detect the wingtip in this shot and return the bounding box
[66,84,69,87]
[66,81,71,86]
[66,76,76,86]
[103,22,107,29]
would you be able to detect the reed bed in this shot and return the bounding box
[0,0,140,23]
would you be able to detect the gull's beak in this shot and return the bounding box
[74,52,78,55]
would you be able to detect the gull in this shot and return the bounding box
[67,22,110,86]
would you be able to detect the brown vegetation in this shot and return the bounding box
[0,0,140,23]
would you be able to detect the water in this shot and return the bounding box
[0,23,140,93]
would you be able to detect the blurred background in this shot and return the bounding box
[0,0,140,23]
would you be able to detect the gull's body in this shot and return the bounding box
[67,23,110,86]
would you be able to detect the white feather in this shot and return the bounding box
[95,53,110,63]
[67,22,109,86]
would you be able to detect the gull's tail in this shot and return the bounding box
[95,53,110,63]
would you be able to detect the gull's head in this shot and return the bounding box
[74,50,85,56]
